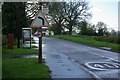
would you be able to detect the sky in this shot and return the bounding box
[87,0,119,31]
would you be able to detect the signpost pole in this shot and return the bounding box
[38,27,42,63]
[30,11,47,63]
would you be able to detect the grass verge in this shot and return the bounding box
[2,58,51,78]
[2,47,38,55]
[2,45,51,79]
[47,35,120,52]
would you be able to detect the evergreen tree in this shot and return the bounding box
[2,2,28,48]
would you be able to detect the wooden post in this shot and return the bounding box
[38,36,42,63]
[38,27,42,63]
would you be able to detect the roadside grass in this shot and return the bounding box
[2,42,51,79]
[2,58,51,78]
[2,46,38,55]
[47,35,120,52]
[88,36,120,44]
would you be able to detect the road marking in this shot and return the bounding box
[85,62,120,70]
[94,64,104,68]
[85,62,107,71]
[113,63,120,68]
[104,64,114,68]
[85,51,120,63]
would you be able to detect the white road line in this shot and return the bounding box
[85,51,120,63]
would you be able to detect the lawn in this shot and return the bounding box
[47,35,120,52]
[2,58,51,78]
[2,47,38,55]
[2,45,51,79]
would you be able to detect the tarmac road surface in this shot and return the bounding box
[34,36,120,80]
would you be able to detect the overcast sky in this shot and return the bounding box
[88,0,119,31]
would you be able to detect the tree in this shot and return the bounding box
[79,21,88,35]
[87,24,97,36]
[118,30,120,36]
[49,1,91,35]
[26,2,49,23]
[2,2,28,35]
[63,1,91,35]
[110,30,117,36]
[2,2,28,48]
[49,2,65,35]
[96,22,108,36]
[78,21,97,36]
[48,24,62,35]
[2,2,17,35]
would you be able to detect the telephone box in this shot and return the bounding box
[22,28,32,48]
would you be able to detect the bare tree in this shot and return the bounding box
[63,1,91,35]
[49,2,65,35]
[26,1,49,22]
[49,1,91,35]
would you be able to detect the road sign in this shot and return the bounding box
[31,10,50,28]
[30,10,49,63]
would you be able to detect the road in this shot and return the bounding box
[42,37,120,80]
[33,36,94,79]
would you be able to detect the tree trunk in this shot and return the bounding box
[58,24,62,35]
[16,5,20,48]
[17,28,20,48]
[8,33,14,49]
[69,24,72,35]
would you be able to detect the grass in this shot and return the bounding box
[88,36,120,44]
[2,58,51,78]
[47,35,120,52]
[32,45,38,48]
[2,47,38,55]
[2,44,51,79]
